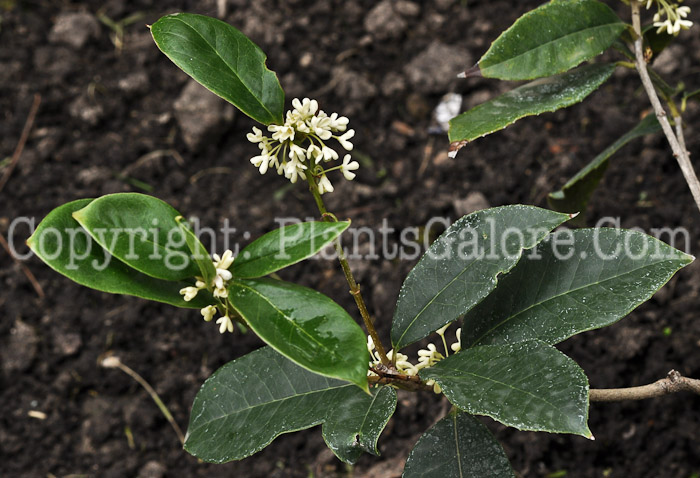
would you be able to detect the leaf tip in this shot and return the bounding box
[459,64,482,79]
[568,212,580,219]
[448,140,468,158]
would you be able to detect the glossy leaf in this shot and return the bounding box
[229,278,369,390]
[233,221,349,279]
[176,216,217,286]
[422,341,591,437]
[185,347,396,463]
[391,206,571,350]
[323,386,397,463]
[461,228,693,348]
[448,64,615,154]
[475,0,625,80]
[151,13,284,125]
[403,411,514,478]
[27,199,211,309]
[72,193,200,281]
[548,114,661,221]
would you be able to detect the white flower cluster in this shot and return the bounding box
[179,250,236,334]
[247,98,359,194]
[367,324,462,394]
[640,0,692,35]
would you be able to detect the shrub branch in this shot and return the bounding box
[590,369,700,402]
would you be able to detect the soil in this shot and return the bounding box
[1,0,699,477]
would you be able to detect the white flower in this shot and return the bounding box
[336,129,355,151]
[309,115,332,140]
[329,112,349,132]
[318,173,334,194]
[425,379,442,394]
[201,305,217,322]
[416,343,444,370]
[320,146,337,162]
[269,124,295,142]
[213,250,234,269]
[340,154,359,180]
[450,328,462,353]
[251,154,271,174]
[216,315,234,334]
[246,126,264,143]
[179,286,199,302]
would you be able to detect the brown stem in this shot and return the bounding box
[630,2,700,213]
[304,170,390,365]
[590,370,700,402]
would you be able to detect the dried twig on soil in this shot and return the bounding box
[100,355,186,446]
[630,2,700,213]
[590,369,700,402]
[0,94,41,194]
[0,233,45,299]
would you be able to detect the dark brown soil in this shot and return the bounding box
[2,1,699,477]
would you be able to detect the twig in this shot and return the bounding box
[0,233,45,299]
[100,356,186,446]
[630,2,700,213]
[0,94,41,193]
[590,370,700,402]
[304,170,390,365]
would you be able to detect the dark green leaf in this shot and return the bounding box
[403,410,514,478]
[323,386,397,463]
[233,221,349,279]
[72,193,200,281]
[151,13,284,125]
[176,216,217,286]
[422,341,591,437]
[461,228,693,348]
[644,25,674,57]
[391,206,571,350]
[229,278,369,390]
[475,0,626,80]
[27,199,211,309]
[548,114,661,221]
[185,347,396,463]
[449,64,616,153]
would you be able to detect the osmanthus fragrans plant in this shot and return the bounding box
[25,2,699,476]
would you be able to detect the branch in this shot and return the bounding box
[590,370,700,402]
[0,93,41,193]
[630,2,700,213]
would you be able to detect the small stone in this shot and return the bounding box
[48,12,101,49]
[117,72,149,95]
[452,191,490,217]
[329,67,377,114]
[33,46,77,79]
[364,0,407,39]
[137,461,167,478]
[394,1,420,16]
[1,319,38,375]
[174,80,235,151]
[381,72,406,96]
[54,332,82,356]
[404,41,471,94]
[77,166,113,186]
[69,94,105,126]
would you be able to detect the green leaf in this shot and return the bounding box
[475,0,626,80]
[403,411,515,478]
[391,205,571,350]
[72,193,200,281]
[644,25,674,57]
[151,13,284,125]
[228,278,369,390]
[233,221,349,279]
[323,385,397,464]
[185,347,396,463]
[448,64,616,153]
[27,199,211,309]
[422,341,591,437]
[548,114,661,220]
[461,228,693,348]
[176,216,217,286]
